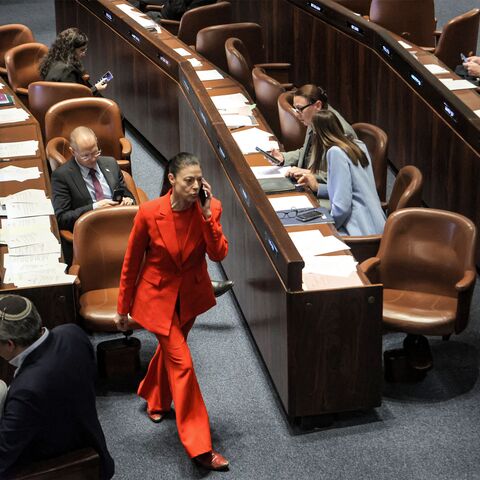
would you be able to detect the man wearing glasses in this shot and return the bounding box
[51,126,135,233]
[270,84,357,194]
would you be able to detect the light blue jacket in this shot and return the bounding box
[318,142,386,236]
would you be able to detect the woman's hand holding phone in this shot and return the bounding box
[199,179,212,219]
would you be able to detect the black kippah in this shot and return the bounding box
[0,295,33,322]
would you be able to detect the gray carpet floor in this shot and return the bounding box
[3,1,480,478]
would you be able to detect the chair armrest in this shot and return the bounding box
[159,19,180,36]
[255,63,291,84]
[16,87,28,96]
[46,137,70,171]
[420,46,436,53]
[60,230,74,244]
[119,137,132,160]
[68,264,80,276]
[145,4,164,12]
[281,83,294,90]
[455,270,476,292]
[433,30,441,39]
[359,256,381,276]
[137,187,149,204]
[116,159,131,174]
[9,447,99,480]
[255,62,291,71]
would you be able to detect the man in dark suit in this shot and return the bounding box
[137,0,216,20]
[0,295,114,479]
[51,126,135,232]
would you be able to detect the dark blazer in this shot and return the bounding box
[146,0,216,20]
[0,324,114,479]
[51,156,135,231]
[43,61,85,85]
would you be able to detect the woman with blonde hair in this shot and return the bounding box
[296,110,386,236]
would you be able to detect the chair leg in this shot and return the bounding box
[403,334,433,371]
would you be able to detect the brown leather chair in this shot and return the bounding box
[69,206,141,332]
[333,0,372,16]
[431,9,480,71]
[28,81,93,139]
[45,97,132,172]
[277,90,306,151]
[352,122,388,203]
[225,37,255,97]
[8,448,99,480]
[152,1,231,46]
[4,42,48,104]
[360,208,476,369]
[369,0,436,48]
[0,24,35,77]
[196,22,291,78]
[344,165,423,262]
[252,67,286,139]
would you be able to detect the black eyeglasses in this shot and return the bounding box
[293,102,314,113]
[277,208,299,219]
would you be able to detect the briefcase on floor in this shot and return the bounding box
[97,336,141,378]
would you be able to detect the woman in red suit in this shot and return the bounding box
[114,153,229,471]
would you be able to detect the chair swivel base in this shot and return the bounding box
[383,348,428,383]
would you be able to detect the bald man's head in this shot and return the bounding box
[69,126,101,168]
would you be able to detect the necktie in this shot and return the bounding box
[89,168,105,201]
[300,130,313,169]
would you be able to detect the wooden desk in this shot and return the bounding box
[228,0,480,263]
[55,0,383,423]
[0,83,76,382]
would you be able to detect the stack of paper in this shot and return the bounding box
[268,195,313,211]
[232,127,279,154]
[423,64,449,75]
[3,189,54,218]
[251,165,290,180]
[0,140,38,159]
[398,40,413,49]
[303,255,358,277]
[188,58,203,68]
[221,114,257,128]
[0,165,41,182]
[174,47,191,57]
[439,78,477,91]
[288,230,349,256]
[0,108,29,124]
[210,93,250,114]
[197,70,223,81]
[116,3,160,31]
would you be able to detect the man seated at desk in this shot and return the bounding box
[270,84,357,198]
[0,294,114,479]
[51,126,135,233]
[136,0,216,20]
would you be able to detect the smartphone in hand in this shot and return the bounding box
[99,71,114,84]
[255,146,282,166]
[112,188,124,203]
[198,183,208,205]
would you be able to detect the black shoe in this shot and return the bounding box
[403,334,433,371]
[211,280,234,297]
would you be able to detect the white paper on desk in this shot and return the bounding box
[9,271,77,288]
[4,189,46,204]
[0,165,41,182]
[423,64,449,75]
[8,240,61,256]
[289,230,350,256]
[0,140,38,159]
[210,93,249,111]
[3,215,51,230]
[398,40,412,49]
[302,270,364,290]
[250,165,290,179]
[232,127,278,154]
[475,110,480,118]
[439,78,477,90]
[268,195,313,211]
[7,230,58,248]
[303,255,358,277]
[6,199,54,219]
[0,108,29,124]
[197,70,223,81]
[4,253,64,273]
[174,47,191,57]
[188,57,203,68]
[221,114,256,128]
[115,3,158,29]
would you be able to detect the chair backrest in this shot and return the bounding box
[435,9,480,71]
[4,42,48,96]
[72,206,139,292]
[369,0,436,47]
[277,91,306,151]
[45,97,125,159]
[388,165,423,214]
[376,208,476,303]
[252,67,285,139]
[225,37,254,97]
[352,122,388,202]
[196,22,263,72]
[28,81,93,139]
[0,24,34,75]
[333,0,372,16]
[176,1,231,45]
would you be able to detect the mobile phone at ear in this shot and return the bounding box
[100,71,114,83]
[112,188,124,203]
[198,184,208,206]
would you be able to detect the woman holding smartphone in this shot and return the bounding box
[114,152,229,471]
[40,28,108,94]
[296,110,386,236]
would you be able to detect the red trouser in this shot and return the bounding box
[137,312,212,458]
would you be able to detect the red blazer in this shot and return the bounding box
[117,191,228,335]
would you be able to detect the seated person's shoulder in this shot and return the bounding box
[44,61,75,81]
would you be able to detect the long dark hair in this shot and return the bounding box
[39,28,88,79]
[311,110,368,170]
[160,152,201,196]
